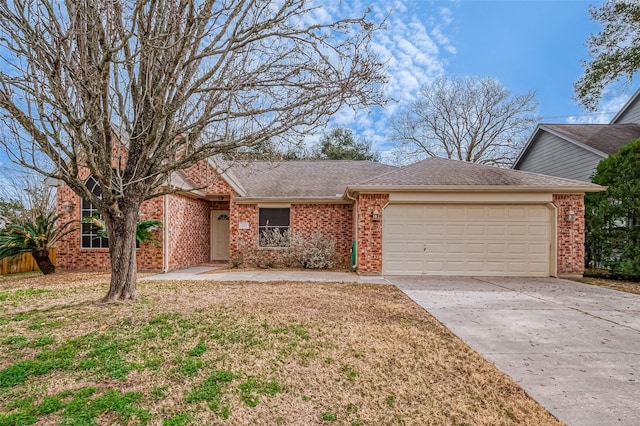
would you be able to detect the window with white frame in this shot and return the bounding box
[81,176,109,248]
[258,208,290,247]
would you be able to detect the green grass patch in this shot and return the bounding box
[341,365,359,382]
[187,341,207,357]
[0,288,51,302]
[2,335,29,350]
[0,387,149,426]
[184,370,235,419]
[321,411,337,421]
[151,385,168,400]
[0,343,76,387]
[178,357,204,377]
[238,376,282,407]
[29,335,55,348]
[163,412,190,426]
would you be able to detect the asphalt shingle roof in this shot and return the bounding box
[226,160,397,198]
[222,157,600,198]
[542,123,640,155]
[353,157,601,189]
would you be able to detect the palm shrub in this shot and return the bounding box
[0,213,76,274]
[83,217,162,245]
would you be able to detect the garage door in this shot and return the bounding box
[382,204,552,276]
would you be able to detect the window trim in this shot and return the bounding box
[258,207,291,247]
[80,176,109,249]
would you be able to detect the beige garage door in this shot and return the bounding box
[382,204,552,276]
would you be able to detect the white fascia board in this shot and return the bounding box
[234,196,351,204]
[347,184,605,194]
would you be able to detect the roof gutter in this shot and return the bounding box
[234,196,352,204]
[346,184,606,194]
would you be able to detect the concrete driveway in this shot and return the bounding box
[391,276,640,426]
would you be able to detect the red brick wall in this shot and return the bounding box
[230,201,258,258]
[229,202,353,267]
[183,161,236,196]
[56,184,163,271]
[167,194,211,270]
[291,204,353,267]
[356,194,388,274]
[553,194,586,277]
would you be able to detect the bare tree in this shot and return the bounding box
[390,77,538,167]
[0,0,385,301]
[0,171,56,226]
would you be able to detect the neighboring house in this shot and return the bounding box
[514,88,640,181]
[55,156,601,278]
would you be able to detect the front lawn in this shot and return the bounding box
[0,273,561,425]
[577,276,640,295]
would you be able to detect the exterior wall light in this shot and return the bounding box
[565,209,576,222]
[372,209,380,221]
[61,200,75,213]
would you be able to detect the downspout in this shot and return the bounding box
[345,191,358,272]
[163,194,169,273]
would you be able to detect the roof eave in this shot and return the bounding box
[611,87,640,123]
[207,157,248,197]
[234,196,351,204]
[512,124,544,169]
[539,125,609,157]
[347,184,605,194]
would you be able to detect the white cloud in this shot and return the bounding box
[301,0,457,161]
[566,92,630,124]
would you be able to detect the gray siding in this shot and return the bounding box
[614,96,640,124]
[516,132,604,182]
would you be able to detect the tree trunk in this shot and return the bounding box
[102,207,139,302]
[32,249,55,275]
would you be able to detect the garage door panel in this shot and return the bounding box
[487,243,506,254]
[405,224,424,234]
[466,225,485,235]
[405,242,424,255]
[528,225,548,236]
[446,225,465,235]
[446,243,465,254]
[529,243,548,255]
[487,207,507,219]
[382,204,551,277]
[507,243,526,255]
[487,225,507,236]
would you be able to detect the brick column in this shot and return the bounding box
[356,194,389,274]
[553,194,585,277]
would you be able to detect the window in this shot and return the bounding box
[258,208,290,247]
[81,176,109,248]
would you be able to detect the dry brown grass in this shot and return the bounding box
[0,272,562,425]
[577,276,640,295]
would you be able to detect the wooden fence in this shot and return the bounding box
[0,249,56,275]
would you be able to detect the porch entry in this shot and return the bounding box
[210,210,230,261]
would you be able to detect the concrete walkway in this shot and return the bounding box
[392,276,640,426]
[144,266,390,284]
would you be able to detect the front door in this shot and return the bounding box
[210,210,230,261]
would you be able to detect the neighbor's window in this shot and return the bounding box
[258,208,290,247]
[81,176,109,249]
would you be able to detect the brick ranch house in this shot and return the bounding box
[55,157,602,277]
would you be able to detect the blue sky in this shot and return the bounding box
[328,0,639,157]
[0,0,636,171]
